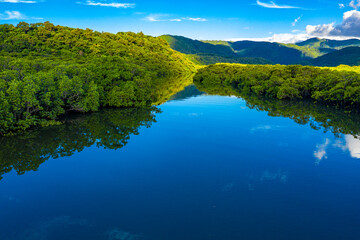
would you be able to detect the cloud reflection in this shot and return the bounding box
[314,138,330,165]
[250,125,282,133]
[315,135,360,162]
[336,135,360,159]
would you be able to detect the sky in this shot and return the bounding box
[1,0,360,43]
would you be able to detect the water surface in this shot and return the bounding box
[1,85,360,240]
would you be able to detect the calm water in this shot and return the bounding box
[1,85,360,240]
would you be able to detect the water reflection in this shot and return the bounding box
[2,82,360,181]
[314,139,331,164]
[169,84,205,102]
[0,107,160,180]
[334,135,360,159]
[1,84,360,240]
[313,136,360,163]
[195,81,360,160]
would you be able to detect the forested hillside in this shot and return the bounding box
[0,22,196,135]
[230,41,309,64]
[160,35,272,65]
[160,35,236,57]
[312,47,360,66]
[297,38,360,52]
[165,35,360,66]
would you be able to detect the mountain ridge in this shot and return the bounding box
[161,35,360,66]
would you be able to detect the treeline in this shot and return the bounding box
[0,22,196,135]
[195,81,360,138]
[194,63,360,107]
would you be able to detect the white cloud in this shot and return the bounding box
[306,23,335,37]
[292,16,301,26]
[144,15,207,22]
[240,9,360,43]
[226,5,360,43]
[145,14,163,22]
[183,17,207,22]
[349,0,360,9]
[79,0,135,8]
[0,0,36,3]
[256,0,302,9]
[339,3,345,8]
[0,10,26,20]
[271,33,309,42]
[227,32,360,44]
[227,33,309,44]
[307,10,360,37]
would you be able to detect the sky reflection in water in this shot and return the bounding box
[0,85,360,240]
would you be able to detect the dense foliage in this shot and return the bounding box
[195,80,360,137]
[281,43,321,58]
[194,63,360,107]
[0,22,196,135]
[0,107,160,180]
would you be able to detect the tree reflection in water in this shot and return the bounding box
[3,80,360,180]
[195,81,360,138]
[0,107,160,180]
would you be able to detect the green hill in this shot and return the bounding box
[172,37,314,65]
[296,38,360,56]
[297,38,360,49]
[312,47,360,66]
[160,35,360,66]
[296,38,323,47]
[160,35,273,65]
[160,35,236,57]
[230,41,310,65]
[0,22,196,134]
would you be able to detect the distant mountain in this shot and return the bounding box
[296,38,360,56]
[312,47,360,67]
[230,41,309,65]
[297,38,360,48]
[296,38,323,47]
[160,35,272,65]
[161,35,360,67]
[160,35,236,57]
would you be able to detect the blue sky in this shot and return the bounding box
[1,0,360,42]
